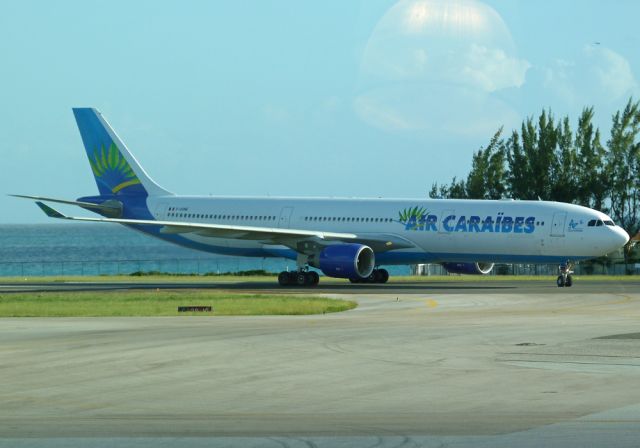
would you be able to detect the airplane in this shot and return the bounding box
[13,108,630,287]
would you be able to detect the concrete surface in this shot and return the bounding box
[1,288,640,447]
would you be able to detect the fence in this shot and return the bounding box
[412,262,640,276]
[1,258,637,278]
[0,258,296,277]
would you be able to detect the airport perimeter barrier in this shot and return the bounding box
[413,262,640,276]
[0,258,637,277]
[0,258,297,277]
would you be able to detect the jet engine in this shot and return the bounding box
[441,262,494,275]
[308,244,375,279]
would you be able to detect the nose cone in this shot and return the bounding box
[610,226,630,250]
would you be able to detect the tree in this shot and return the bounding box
[505,128,528,199]
[607,98,640,236]
[429,98,640,240]
[466,128,507,199]
[550,116,578,203]
[574,107,607,210]
[428,177,467,199]
[506,110,560,200]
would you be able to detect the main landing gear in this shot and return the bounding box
[277,267,391,286]
[349,268,390,284]
[278,270,319,287]
[557,263,574,287]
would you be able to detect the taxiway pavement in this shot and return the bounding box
[1,284,640,447]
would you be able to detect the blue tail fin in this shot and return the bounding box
[72,108,171,197]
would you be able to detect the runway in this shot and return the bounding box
[2,285,640,447]
[1,278,640,294]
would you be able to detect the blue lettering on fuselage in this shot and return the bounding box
[401,211,537,234]
[443,215,456,232]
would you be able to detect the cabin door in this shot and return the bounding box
[550,212,566,237]
[278,207,294,228]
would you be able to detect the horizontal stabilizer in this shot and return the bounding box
[35,201,67,219]
[11,194,123,217]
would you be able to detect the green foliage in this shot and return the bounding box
[575,107,607,210]
[607,98,640,236]
[432,97,640,238]
[466,128,507,199]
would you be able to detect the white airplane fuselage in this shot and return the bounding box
[142,195,628,265]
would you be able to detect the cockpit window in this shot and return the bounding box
[604,220,614,226]
[588,219,596,227]
[596,220,604,226]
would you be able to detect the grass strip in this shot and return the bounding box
[0,291,357,317]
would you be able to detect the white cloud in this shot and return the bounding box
[355,0,528,137]
[321,96,342,112]
[542,46,639,107]
[354,85,520,136]
[263,104,290,126]
[354,94,412,131]
[586,46,638,99]
[461,44,530,92]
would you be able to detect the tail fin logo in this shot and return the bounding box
[89,143,142,194]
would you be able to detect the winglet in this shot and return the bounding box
[35,201,67,219]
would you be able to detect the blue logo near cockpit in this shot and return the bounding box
[568,218,584,232]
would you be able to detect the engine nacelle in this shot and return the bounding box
[442,262,494,275]
[309,244,375,279]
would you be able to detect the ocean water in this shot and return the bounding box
[0,224,411,277]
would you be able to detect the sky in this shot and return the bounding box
[2,0,640,223]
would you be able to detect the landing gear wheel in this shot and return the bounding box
[279,270,320,287]
[557,262,574,287]
[278,271,291,286]
[351,268,391,284]
[367,270,382,283]
[296,273,307,286]
[308,271,320,286]
[565,275,573,287]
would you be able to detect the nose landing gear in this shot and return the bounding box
[557,263,574,287]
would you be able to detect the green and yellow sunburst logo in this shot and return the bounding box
[398,206,428,230]
[89,143,141,194]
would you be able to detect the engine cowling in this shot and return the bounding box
[442,262,494,275]
[309,244,375,279]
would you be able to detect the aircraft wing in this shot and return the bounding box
[34,202,414,251]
